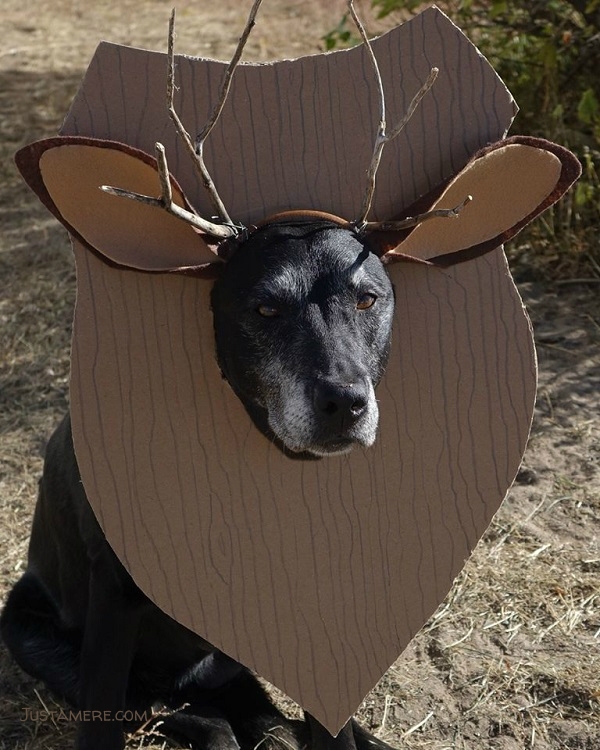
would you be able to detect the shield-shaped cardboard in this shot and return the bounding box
[15,7,580,735]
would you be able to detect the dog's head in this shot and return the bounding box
[211,220,394,456]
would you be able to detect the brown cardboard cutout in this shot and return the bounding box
[15,7,580,735]
[39,143,217,270]
[391,144,561,258]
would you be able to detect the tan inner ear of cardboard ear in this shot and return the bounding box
[40,145,215,269]
[392,144,562,259]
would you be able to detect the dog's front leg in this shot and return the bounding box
[76,543,145,750]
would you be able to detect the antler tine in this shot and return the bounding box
[167,3,264,230]
[195,0,264,146]
[363,194,473,232]
[101,3,264,242]
[348,0,439,228]
[167,9,232,227]
[101,143,236,239]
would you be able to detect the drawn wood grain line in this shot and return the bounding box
[109,260,149,582]
[121,266,171,607]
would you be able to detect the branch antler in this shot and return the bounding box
[102,2,265,240]
[362,194,473,232]
[167,1,263,228]
[101,143,235,238]
[347,0,471,231]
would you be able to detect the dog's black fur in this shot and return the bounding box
[1,221,395,750]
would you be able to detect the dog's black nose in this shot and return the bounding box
[313,381,368,422]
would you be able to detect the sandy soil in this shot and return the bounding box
[1,1,599,748]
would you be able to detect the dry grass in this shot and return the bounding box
[1,1,599,748]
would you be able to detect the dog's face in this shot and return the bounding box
[211,221,395,457]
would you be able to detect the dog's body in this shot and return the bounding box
[1,222,396,750]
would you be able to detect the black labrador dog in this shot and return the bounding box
[1,220,396,750]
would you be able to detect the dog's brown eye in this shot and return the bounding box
[356,293,377,310]
[257,303,280,318]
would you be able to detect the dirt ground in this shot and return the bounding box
[1,1,599,748]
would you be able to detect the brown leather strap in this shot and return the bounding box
[258,209,351,228]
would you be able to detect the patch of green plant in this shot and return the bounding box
[322,13,360,51]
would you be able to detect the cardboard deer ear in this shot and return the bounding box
[15,137,222,272]
[370,136,581,266]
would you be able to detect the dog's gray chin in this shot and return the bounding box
[265,387,380,457]
[306,443,356,457]
[286,434,375,458]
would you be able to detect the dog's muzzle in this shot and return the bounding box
[267,376,379,457]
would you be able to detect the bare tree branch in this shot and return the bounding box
[347,0,439,228]
[166,3,264,229]
[101,142,237,239]
[362,194,473,232]
[155,140,174,207]
[196,0,264,146]
[347,0,386,147]
[387,67,439,141]
[100,3,266,241]
[166,9,234,226]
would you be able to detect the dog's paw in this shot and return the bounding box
[158,711,241,750]
[242,719,306,750]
